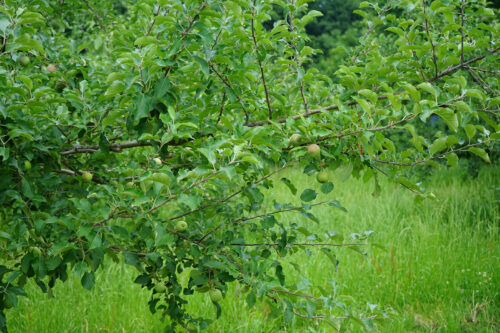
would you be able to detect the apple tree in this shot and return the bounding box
[0,0,498,331]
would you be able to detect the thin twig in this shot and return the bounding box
[460,0,465,65]
[251,0,272,119]
[199,200,328,243]
[164,2,207,77]
[467,67,495,95]
[315,114,418,144]
[196,160,300,242]
[82,0,106,32]
[53,169,105,184]
[373,139,496,166]
[217,91,226,124]
[209,63,250,123]
[423,0,438,77]
[287,2,309,113]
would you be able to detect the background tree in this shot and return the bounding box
[306,0,364,75]
[0,0,498,331]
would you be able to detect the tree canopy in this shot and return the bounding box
[0,0,498,331]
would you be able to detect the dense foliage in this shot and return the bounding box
[0,0,498,331]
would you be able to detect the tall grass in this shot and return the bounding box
[7,166,499,332]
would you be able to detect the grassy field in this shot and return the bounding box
[7,166,500,332]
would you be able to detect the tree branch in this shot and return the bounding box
[231,242,367,247]
[428,47,500,82]
[59,50,497,156]
[373,139,496,166]
[198,200,329,243]
[53,169,105,184]
[61,138,188,155]
[164,2,207,77]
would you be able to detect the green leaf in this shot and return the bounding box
[102,110,123,128]
[464,124,476,139]
[300,10,323,25]
[446,153,458,167]
[275,264,285,286]
[246,292,256,308]
[17,74,33,90]
[354,98,372,114]
[395,176,423,193]
[104,82,124,97]
[358,89,378,104]
[320,182,334,194]
[300,189,317,202]
[305,300,316,318]
[18,11,46,26]
[81,272,95,290]
[468,147,490,163]
[281,178,297,195]
[454,101,470,113]
[465,89,485,103]
[123,252,141,267]
[193,56,210,76]
[417,82,438,97]
[403,84,421,102]
[11,35,45,54]
[146,173,171,187]
[134,36,157,46]
[134,94,153,121]
[434,108,458,132]
[198,148,216,166]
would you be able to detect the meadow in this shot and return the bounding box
[8,165,499,332]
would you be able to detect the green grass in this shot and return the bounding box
[7,166,500,332]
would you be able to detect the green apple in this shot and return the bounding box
[153,157,162,166]
[46,64,57,73]
[19,56,30,66]
[24,160,32,171]
[289,133,302,147]
[307,144,321,159]
[209,288,223,302]
[82,171,93,182]
[154,283,166,293]
[316,171,329,183]
[175,220,188,232]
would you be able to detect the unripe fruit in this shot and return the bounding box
[82,171,93,182]
[316,171,329,183]
[24,160,32,171]
[209,288,223,302]
[154,283,166,293]
[307,144,321,159]
[19,56,30,66]
[290,133,302,147]
[46,64,57,73]
[175,220,188,232]
[153,157,162,166]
